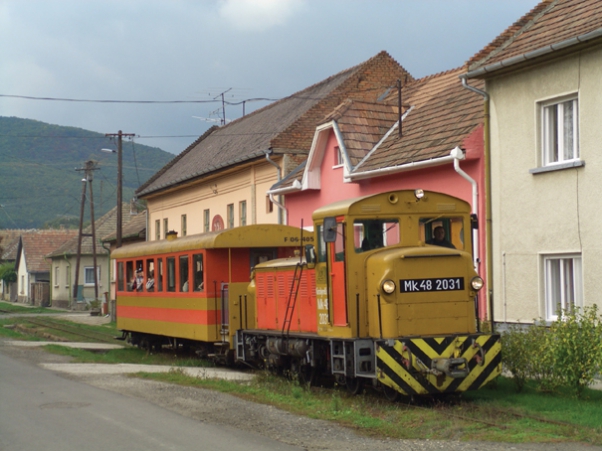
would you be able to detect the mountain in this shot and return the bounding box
[0,116,175,229]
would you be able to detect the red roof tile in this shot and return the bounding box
[355,67,484,173]
[467,0,602,74]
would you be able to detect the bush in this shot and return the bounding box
[0,262,17,284]
[502,305,602,397]
[549,305,602,396]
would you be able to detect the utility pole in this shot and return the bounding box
[213,88,232,126]
[105,131,135,248]
[73,160,100,304]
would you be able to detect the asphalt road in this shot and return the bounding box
[0,351,301,451]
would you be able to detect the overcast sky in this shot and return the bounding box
[0,0,540,155]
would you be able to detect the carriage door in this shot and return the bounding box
[220,282,229,342]
[329,220,348,326]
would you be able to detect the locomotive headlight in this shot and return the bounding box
[470,276,484,291]
[382,279,396,294]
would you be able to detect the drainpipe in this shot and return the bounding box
[264,150,286,224]
[460,75,494,331]
[450,146,479,272]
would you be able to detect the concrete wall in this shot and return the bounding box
[487,45,602,323]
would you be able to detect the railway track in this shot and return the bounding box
[3,314,121,345]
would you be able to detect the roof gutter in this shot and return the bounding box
[451,147,479,272]
[348,152,456,182]
[464,27,602,79]
[265,150,286,225]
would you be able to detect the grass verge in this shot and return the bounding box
[133,371,602,445]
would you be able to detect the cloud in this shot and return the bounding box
[218,0,304,32]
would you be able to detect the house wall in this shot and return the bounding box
[51,255,108,307]
[487,46,602,323]
[16,249,29,304]
[146,160,280,241]
[284,127,488,313]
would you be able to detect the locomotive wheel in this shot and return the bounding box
[291,360,317,386]
[345,377,363,396]
[382,384,400,402]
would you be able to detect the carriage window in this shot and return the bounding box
[420,217,464,250]
[126,261,135,291]
[117,262,124,292]
[180,255,190,292]
[145,259,155,292]
[166,257,176,292]
[157,258,164,292]
[193,254,204,292]
[354,220,400,253]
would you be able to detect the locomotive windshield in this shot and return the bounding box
[420,216,465,250]
[354,219,400,253]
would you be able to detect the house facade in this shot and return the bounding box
[47,204,141,309]
[136,52,411,240]
[464,0,602,323]
[14,230,78,305]
[270,68,490,319]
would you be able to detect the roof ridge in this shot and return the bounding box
[466,0,558,69]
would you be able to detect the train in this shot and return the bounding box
[111,190,501,399]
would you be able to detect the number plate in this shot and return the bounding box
[399,278,464,293]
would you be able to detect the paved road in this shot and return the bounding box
[0,351,300,451]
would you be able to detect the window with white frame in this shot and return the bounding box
[54,267,59,287]
[84,267,101,286]
[543,254,582,320]
[203,209,210,233]
[227,203,234,229]
[541,96,579,167]
[334,146,344,166]
[239,200,247,226]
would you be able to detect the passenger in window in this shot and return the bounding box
[131,269,144,291]
[361,222,384,251]
[427,226,455,249]
[182,280,189,292]
[146,270,155,292]
[194,270,204,292]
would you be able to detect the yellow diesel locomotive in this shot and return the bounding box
[234,190,501,399]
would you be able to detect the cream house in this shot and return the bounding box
[136,52,411,238]
[463,0,602,324]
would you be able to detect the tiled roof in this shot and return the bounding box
[354,67,484,173]
[137,51,411,198]
[1,230,32,261]
[467,0,602,74]
[102,209,147,243]
[17,230,78,273]
[47,203,139,257]
[327,99,400,167]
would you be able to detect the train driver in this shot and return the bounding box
[427,226,455,249]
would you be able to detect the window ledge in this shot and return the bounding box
[530,160,584,174]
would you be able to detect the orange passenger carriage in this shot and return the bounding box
[111,224,311,361]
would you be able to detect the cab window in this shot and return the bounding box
[354,219,400,253]
[420,217,464,250]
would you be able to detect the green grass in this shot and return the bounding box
[0,300,62,314]
[134,371,602,445]
[41,344,215,367]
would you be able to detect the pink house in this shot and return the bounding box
[268,67,489,317]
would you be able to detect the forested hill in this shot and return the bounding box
[0,116,175,229]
